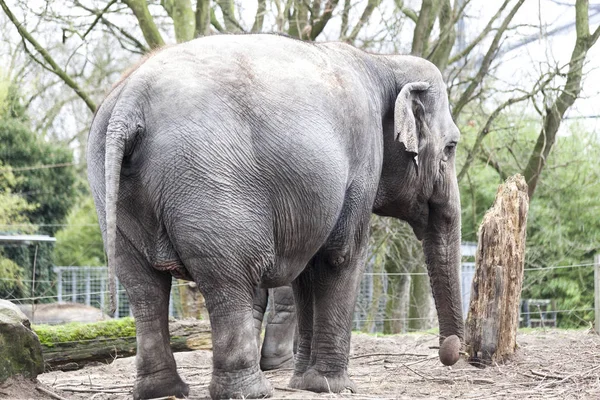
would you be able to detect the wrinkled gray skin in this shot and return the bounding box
[254,285,297,371]
[87,34,463,400]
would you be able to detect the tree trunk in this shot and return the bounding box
[161,0,195,42]
[122,0,165,49]
[195,0,211,36]
[40,319,211,371]
[465,174,529,366]
[251,0,267,33]
[217,0,243,32]
[176,281,209,320]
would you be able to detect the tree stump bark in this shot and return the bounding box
[465,174,529,366]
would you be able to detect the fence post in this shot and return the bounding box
[85,268,91,306]
[71,269,77,303]
[56,268,63,303]
[595,254,600,334]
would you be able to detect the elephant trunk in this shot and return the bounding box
[422,195,464,360]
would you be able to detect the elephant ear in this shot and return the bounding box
[394,81,430,172]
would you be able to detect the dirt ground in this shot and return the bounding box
[3,329,600,400]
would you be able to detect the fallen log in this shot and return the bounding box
[464,174,529,366]
[34,318,211,371]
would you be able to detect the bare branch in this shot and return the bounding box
[0,0,97,112]
[394,0,418,23]
[311,0,339,40]
[523,0,600,198]
[122,0,165,48]
[410,0,443,56]
[340,0,351,37]
[589,22,600,46]
[452,0,526,119]
[81,0,117,40]
[210,8,225,32]
[457,91,533,182]
[478,149,509,181]
[427,0,457,70]
[448,0,510,65]
[217,0,245,32]
[74,0,149,54]
[288,0,309,39]
[345,0,382,43]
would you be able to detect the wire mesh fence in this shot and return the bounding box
[2,256,597,331]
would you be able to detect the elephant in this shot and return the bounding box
[253,285,297,371]
[87,33,463,400]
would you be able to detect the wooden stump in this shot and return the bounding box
[465,174,529,366]
[177,280,209,320]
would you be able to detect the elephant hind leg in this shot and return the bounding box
[116,248,188,400]
[186,258,272,399]
[290,182,372,394]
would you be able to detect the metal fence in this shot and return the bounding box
[53,266,183,319]
[53,261,477,329]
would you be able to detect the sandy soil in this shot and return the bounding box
[3,329,600,400]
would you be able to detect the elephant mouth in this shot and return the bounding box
[411,224,425,241]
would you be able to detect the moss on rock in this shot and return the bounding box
[0,300,44,383]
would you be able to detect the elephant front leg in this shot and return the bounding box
[260,284,297,371]
[289,267,314,387]
[119,264,188,400]
[289,232,368,393]
[253,286,268,351]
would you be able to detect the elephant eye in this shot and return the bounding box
[443,141,457,159]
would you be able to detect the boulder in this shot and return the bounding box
[0,300,44,383]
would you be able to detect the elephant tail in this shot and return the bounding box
[104,112,143,316]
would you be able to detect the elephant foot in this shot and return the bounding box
[210,364,273,399]
[289,368,356,393]
[260,353,294,371]
[133,370,189,400]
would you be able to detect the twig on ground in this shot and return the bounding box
[55,382,133,389]
[35,386,70,400]
[351,352,429,360]
[531,369,566,380]
[57,387,130,394]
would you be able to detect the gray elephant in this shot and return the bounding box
[254,285,297,371]
[88,34,463,399]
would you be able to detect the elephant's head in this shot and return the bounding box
[373,56,464,357]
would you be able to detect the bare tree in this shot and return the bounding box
[1,0,597,332]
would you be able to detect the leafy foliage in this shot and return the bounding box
[54,195,104,267]
[0,118,77,235]
[0,162,34,296]
[0,82,76,301]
